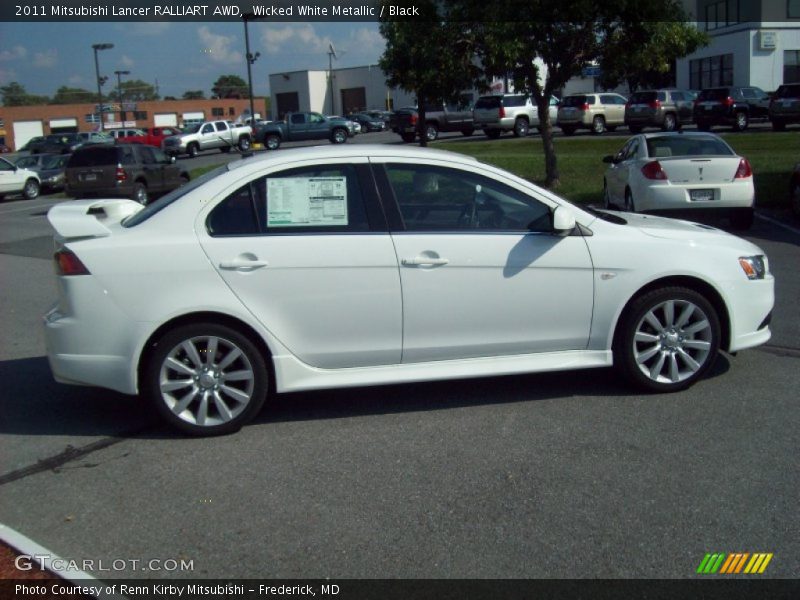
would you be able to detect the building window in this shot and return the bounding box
[690,54,734,88]
[229,107,235,115]
[211,107,224,117]
[785,51,800,83]
[132,111,147,120]
[790,0,800,18]
[705,0,740,30]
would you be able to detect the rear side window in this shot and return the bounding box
[503,95,528,107]
[475,96,502,109]
[67,147,120,167]
[775,84,800,98]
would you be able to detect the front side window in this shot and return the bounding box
[201,124,214,134]
[207,164,370,236]
[385,164,552,233]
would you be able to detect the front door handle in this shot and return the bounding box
[219,258,269,270]
[401,257,449,266]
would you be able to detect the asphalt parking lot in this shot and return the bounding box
[0,136,798,583]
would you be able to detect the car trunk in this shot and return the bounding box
[658,157,743,186]
[473,97,502,125]
[65,147,121,193]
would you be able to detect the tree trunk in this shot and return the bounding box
[536,95,560,188]
[417,98,427,148]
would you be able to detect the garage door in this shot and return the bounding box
[154,113,178,127]
[50,118,78,133]
[341,87,367,115]
[13,120,44,151]
[182,111,204,122]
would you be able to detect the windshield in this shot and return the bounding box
[184,124,202,134]
[42,154,68,168]
[123,164,229,228]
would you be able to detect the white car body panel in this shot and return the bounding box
[42,145,773,401]
[0,159,39,195]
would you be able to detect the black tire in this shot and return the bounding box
[265,134,281,150]
[425,123,439,142]
[662,113,677,132]
[132,182,148,205]
[238,136,251,151]
[513,118,530,137]
[614,287,721,393]
[560,125,576,136]
[22,178,40,200]
[485,129,502,139]
[628,125,643,134]
[143,323,269,436]
[400,133,416,143]
[791,180,800,219]
[624,187,636,212]
[591,115,606,135]
[729,207,754,230]
[772,120,786,132]
[733,111,749,132]
[461,128,474,137]
[179,174,190,187]
[187,143,199,158]
[331,128,348,144]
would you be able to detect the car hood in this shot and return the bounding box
[620,212,764,253]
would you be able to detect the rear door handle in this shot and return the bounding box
[401,257,449,266]
[219,259,269,270]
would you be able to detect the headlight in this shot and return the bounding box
[738,255,767,280]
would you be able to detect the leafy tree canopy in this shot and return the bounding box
[212,75,248,99]
[1,82,50,106]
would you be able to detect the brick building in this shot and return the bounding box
[0,97,267,151]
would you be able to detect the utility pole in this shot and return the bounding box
[92,43,114,131]
[243,13,260,125]
[115,70,130,124]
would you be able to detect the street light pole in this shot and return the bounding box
[115,69,130,125]
[243,14,260,126]
[92,43,114,131]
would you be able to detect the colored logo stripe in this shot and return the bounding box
[697,553,773,574]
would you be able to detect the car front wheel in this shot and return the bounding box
[331,128,348,144]
[23,178,40,200]
[132,182,148,205]
[144,323,269,436]
[615,287,721,392]
[187,143,199,158]
[238,136,251,151]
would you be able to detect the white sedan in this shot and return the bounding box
[602,132,755,230]
[0,156,40,200]
[44,145,774,435]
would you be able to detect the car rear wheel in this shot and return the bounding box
[132,182,149,205]
[662,113,677,132]
[238,137,251,151]
[144,323,269,436]
[513,118,529,137]
[615,287,720,393]
[591,116,606,135]
[624,188,636,212]
[265,134,281,150]
[733,111,749,132]
[23,178,40,200]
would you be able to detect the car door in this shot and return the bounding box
[306,113,329,139]
[198,123,216,150]
[0,157,24,194]
[288,113,309,140]
[375,159,594,363]
[197,158,402,369]
[605,138,636,203]
[214,121,232,148]
[137,145,165,192]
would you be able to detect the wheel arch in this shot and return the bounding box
[612,275,731,352]
[137,311,277,395]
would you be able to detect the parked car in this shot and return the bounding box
[768,83,800,131]
[116,126,184,148]
[17,136,46,153]
[256,112,356,150]
[789,162,800,219]
[43,144,773,435]
[349,113,386,132]
[624,89,694,132]
[13,153,70,193]
[391,97,475,142]
[693,86,771,132]
[27,132,111,155]
[65,143,189,204]
[0,156,40,200]
[602,132,754,229]
[557,93,627,135]
[162,120,252,158]
[364,110,391,124]
[473,94,559,138]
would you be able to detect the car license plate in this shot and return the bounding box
[82,173,97,181]
[690,189,714,202]
[704,105,712,110]
[783,100,793,107]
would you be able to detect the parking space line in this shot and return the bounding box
[0,202,62,216]
[755,211,800,237]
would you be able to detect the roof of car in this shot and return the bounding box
[639,131,723,139]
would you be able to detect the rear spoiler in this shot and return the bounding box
[47,199,144,240]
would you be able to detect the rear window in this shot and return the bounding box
[474,96,501,109]
[645,135,734,158]
[697,88,730,101]
[66,147,120,167]
[775,84,800,98]
[630,92,658,103]
[562,95,589,107]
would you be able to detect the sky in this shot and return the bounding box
[0,21,386,99]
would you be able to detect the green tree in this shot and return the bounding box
[212,75,248,99]
[598,21,709,92]
[109,79,159,102]
[182,90,206,100]
[0,82,49,106]
[379,0,484,146]
[51,86,96,104]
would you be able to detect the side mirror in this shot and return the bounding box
[552,206,576,236]
[602,155,615,164]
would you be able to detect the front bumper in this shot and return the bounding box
[724,276,774,353]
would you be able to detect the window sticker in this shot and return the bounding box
[267,177,348,227]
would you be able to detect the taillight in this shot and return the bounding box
[54,249,90,276]
[648,100,662,109]
[641,161,668,180]
[410,113,418,125]
[581,102,590,111]
[735,158,752,179]
[498,105,506,118]
[723,96,735,107]
[115,163,127,182]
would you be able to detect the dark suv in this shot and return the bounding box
[65,143,189,205]
[769,83,800,131]
[624,89,694,132]
[693,86,770,132]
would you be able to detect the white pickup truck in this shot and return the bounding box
[162,120,252,158]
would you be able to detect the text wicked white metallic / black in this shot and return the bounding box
[43,145,774,435]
